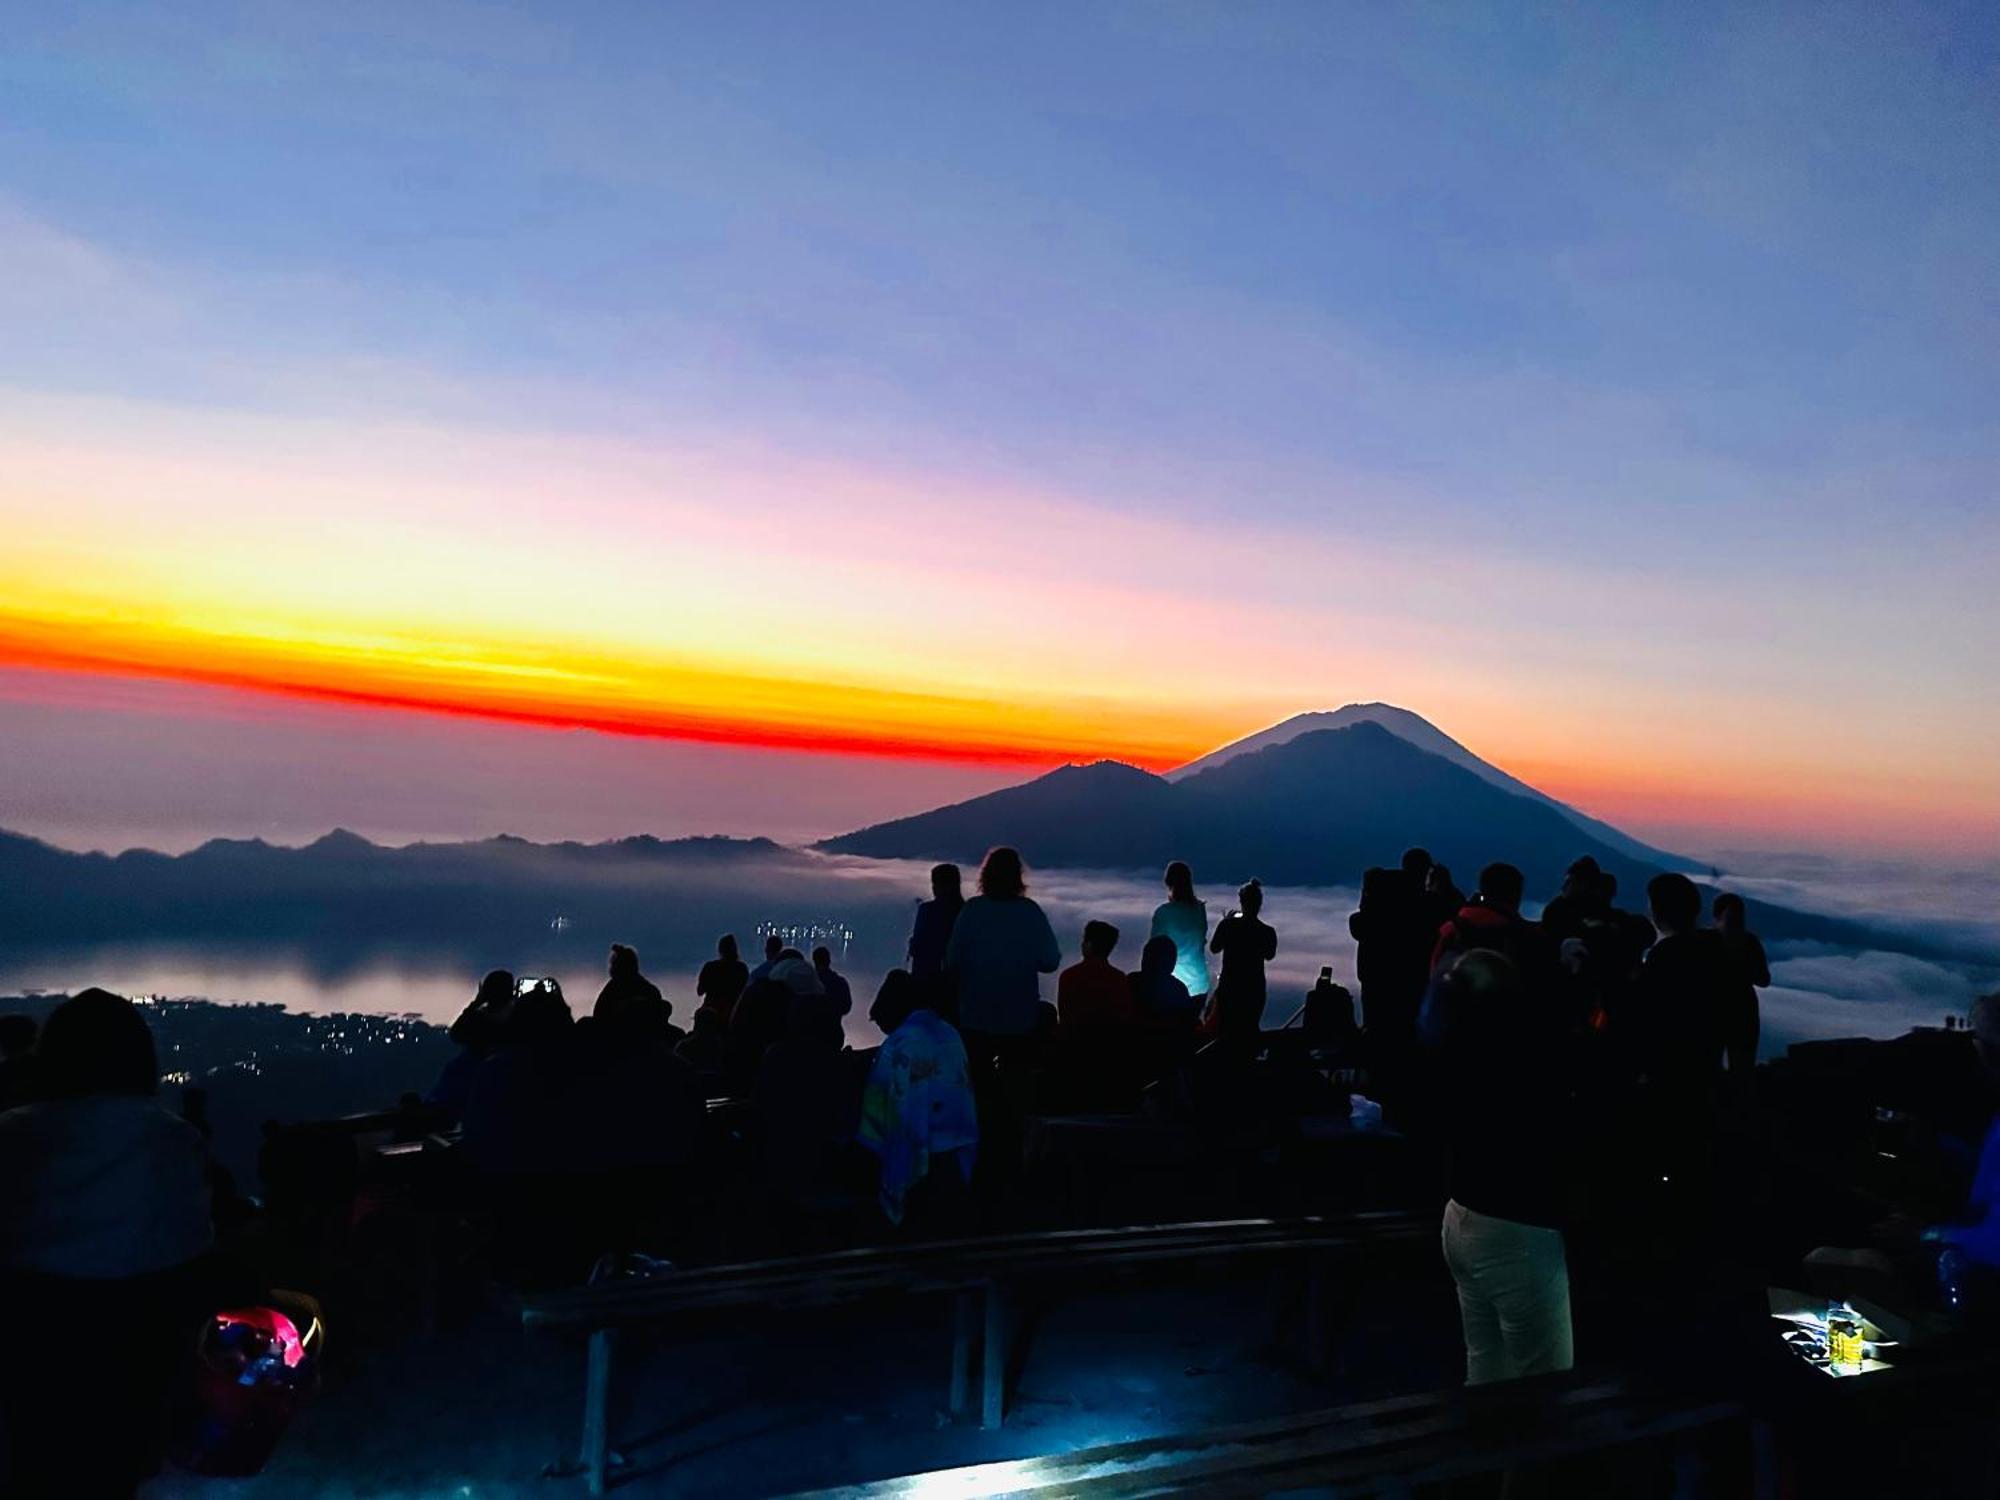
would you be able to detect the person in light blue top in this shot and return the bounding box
[1149,861,1211,1001]
[944,846,1061,1039]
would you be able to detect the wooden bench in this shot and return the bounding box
[777,1370,1750,1498]
[521,1212,1432,1493]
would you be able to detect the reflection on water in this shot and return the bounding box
[4,852,1983,1194]
[0,857,1369,1049]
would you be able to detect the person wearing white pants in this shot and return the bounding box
[1441,1197,1573,1383]
[1422,942,1577,1385]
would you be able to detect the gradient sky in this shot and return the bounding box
[1,2,1995,859]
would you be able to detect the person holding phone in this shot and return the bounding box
[1208,879,1277,1048]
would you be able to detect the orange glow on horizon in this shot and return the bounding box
[0,608,1215,773]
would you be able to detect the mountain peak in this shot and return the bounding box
[307,827,375,853]
[1171,704,1685,868]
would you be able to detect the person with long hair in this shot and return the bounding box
[944,846,1061,1042]
[1149,860,1211,1002]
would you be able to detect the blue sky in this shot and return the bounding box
[1,2,1995,855]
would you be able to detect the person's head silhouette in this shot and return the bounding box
[1238,879,1264,918]
[1647,873,1702,937]
[1426,863,1456,896]
[718,933,740,962]
[1476,863,1525,916]
[931,863,963,901]
[980,846,1026,899]
[39,988,157,1098]
[1164,861,1196,904]
[1441,948,1526,1013]
[1401,847,1433,881]
[871,969,920,1035]
[763,934,783,963]
[1712,892,1747,935]
[1081,920,1120,961]
[1140,934,1178,977]
[608,943,640,980]
[509,979,572,1045]
[812,945,835,972]
[1561,856,1602,899]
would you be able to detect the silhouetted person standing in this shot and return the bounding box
[1539,856,1607,944]
[1209,879,1277,1047]
[1427,952,1575,1384]
[945,846,1062,1046]
[1424,863,1465,929]
[696,934,750,1023]
[1632,874,1746,1091]
[1150,861,1212,1002]
[0,989,216,1496]
[812,945,853,1018]
[1350,864,1428,1051]
[727,948,808,1092]
[1610,872,1747,1286]
[908,863,965,980]
[1711,893,1768,1069]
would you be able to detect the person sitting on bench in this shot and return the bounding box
[858,976,977,1226]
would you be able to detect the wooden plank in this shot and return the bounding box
[532,1213,1420,1296]
[776,1380,1744,1499]
[782,1380,1635,1496]
[526,1233,1429,1328]
[580,1328,616,1497]
[948,1290,976,1418]
[981,1282,1008,1430]
[522,1214,1432,1330]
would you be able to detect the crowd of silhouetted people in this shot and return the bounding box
[6,838,2000,1494]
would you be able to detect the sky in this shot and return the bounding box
[1,2,1995,859]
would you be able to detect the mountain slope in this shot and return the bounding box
[1172,722,1643,891]
[821,725,1982,963]
[1169,702,1687,868]
[823,760,1182,869]
[825,722,1640,894]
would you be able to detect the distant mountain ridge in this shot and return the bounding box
[1169,703,1688,868]
[0,826,798,945]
